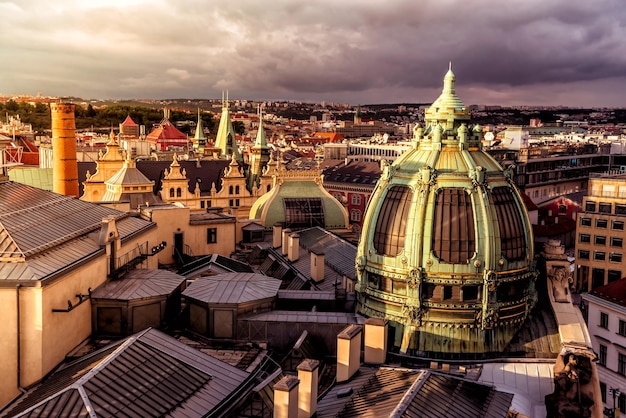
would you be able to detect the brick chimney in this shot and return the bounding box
[297,359,319,418]
[337,324,362,383]
[51,103,79,197]
[310,250,325,282]
[364,318,388,364]
[288,233,300,262]
[273,375,300,418]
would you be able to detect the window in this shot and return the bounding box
[229,199,234,206]
[207,228,217,244]
[374,186,412,257]
[599,202,612,213]
[442,286,453,300]
[492,187,526,260]
[595,235,607,245]
[462,285,480,302]
[558,204,567,214]
[599,344,607,366]
[229,185,234,194]
[176,188,182,198]
[620,320,626,336]
[284,198,325,229]
[612,220,625,231]
[619,353,626,375]
[616,204,626,215]
[580,217,592,227]
[610,252,623,263]
[602,185,615,197]
[585,201,596,212]
[596,219,608,228]
[579,234,591,243]
[600,312,609,329]
[350,209,361,222]
[593,268,606,288]
[351,194,362,205]
[608,270,622,282]
[169,188,175,198]
[235,185,240,194]
[594,251,606,261]
[235,199,240,207]
[578,250,590,260]
[611,237,623,248]
[620,394,626,415]
[206,200,211,208]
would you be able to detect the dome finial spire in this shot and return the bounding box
[449,61,452,71]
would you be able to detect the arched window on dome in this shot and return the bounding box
[373,185,412,257]
[492,187,526,260]
[432,188,475,263]
[229,185,234,195]
[176,188,182,197]
[169,188,175,198]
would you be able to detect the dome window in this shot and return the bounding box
[373,186,412,257]
[432,188,475,263]
[492,187,526,260]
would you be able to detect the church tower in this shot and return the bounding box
[247,107,271,193]
[355,65,536,356]
[192,108,207,152]
[214,92,242,163]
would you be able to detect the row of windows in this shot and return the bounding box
[586,200,626,215]
[599,312,626,336]
[579,216,624,230]
[228,185,241,195]
[577,249,622,262]
[578,234,623,247]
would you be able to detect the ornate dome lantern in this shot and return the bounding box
[355,65,536,355]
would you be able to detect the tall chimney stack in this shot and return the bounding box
[51,103,79,197]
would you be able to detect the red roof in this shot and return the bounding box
[591,278,626,308]
[520,192,538,211]
[311,132,345,143]
[121,115,138,126]
[146,121,187,141]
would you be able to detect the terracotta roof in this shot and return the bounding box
[590,277,626,308]
[520,192,538,211]
[121,115,138,126]
[146,121,187,141]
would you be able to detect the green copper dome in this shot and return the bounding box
[355,66,536,356]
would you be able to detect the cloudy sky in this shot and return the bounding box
[1,0,625,107]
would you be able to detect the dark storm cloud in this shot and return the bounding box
[0,0,625,106]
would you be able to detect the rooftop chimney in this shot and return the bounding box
[273,375,300,418]
[337,324,362,383]
[51,103,79,197]
[273,222,284,248]
[288,233,300,262]
[364,318,388,364]
[310,250,325,282]
[281,228,292,256]
[297,359,319,418]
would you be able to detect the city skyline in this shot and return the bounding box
[1,0,626,107]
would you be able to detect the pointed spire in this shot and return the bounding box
[193,108,206,141]
[254,105,268,149]
[443,62,455,95]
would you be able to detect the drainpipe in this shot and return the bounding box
[16,284,25,392]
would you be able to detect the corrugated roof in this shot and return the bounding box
[2,328,249,418]
[183,272,281,304]
[91,269,186,300]
[0,182,131,257]
[320,368,513,418]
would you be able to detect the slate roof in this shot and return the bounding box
[1,328,249,418]
[323,160,381,186]
[91,269,186,300]
[183,272,281,304]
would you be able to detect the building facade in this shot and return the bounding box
[574,173,626,292]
